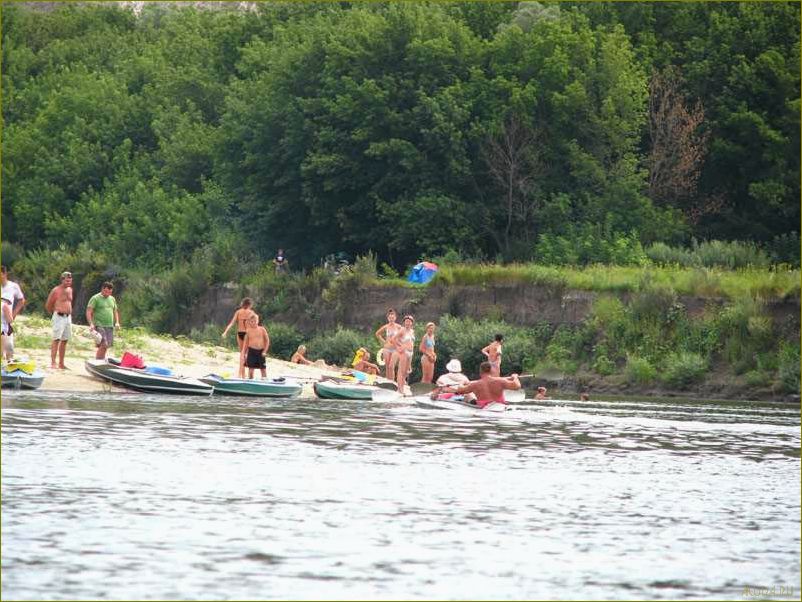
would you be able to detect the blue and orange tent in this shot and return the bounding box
[407,261,439,284]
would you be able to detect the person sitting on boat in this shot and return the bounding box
[431,358,472,401]
[438,361,521,409]
[291,344,314,365]
[351,348,380,376]
[534,386,549,400]
[240,314,270,380]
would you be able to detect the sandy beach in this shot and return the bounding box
[2,315,344,395]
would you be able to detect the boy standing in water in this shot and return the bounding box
[240,314,270,380]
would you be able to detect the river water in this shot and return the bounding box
[2,391,799,600]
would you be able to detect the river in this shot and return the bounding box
[2,391,799,600]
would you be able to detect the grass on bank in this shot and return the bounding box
[434,263,800,300]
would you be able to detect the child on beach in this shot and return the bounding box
[240,314,270,380]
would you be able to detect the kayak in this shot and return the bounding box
[85,359,213,396]
[200,374,303,398]
[1,364,45,390]
[314,379,388,400]
[413,394,509,413]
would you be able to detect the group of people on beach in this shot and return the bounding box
[221,301,526,404]
[1,267,121,370]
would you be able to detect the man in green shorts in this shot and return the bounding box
[86,281,121,360]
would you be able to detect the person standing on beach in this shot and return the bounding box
[391,314,416,394]
[240,314,270,379]
[375,308,402,382]
[481,333,504,377]
[1,265,26,361]
[45,271,73,369]
[273,249,289,275]
[86,281,121,360]
[419,322,437,384]
[222,297,256,377]
[1,296,14,356]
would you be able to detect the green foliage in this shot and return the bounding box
[777,341,800,394]
[535,225,650,266]
[307,327,375,368]
[661,351,709,388]
[2,2,798,273]
[765,232,801,268]
[625,355,657,385]
[265,321,304,361]
[1,241,25,270]
[646,240,772,269]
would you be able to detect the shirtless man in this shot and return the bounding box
[481,333,504,377]
[240,314,270,379]
[45,271,74,369]
[441,361,521,409]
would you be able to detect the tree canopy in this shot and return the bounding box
[2,1,799,270]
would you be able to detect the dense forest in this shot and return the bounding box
[2,1,800,271]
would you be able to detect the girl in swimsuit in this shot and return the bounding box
[375,308,402,382]
[481,333,504,377]
[419,322,436,384]
[391,315,416,394]
[222,297,256,377]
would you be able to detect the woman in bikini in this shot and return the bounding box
[481,333,504,377]
[419,321,436,384]
[222,297,256,377]
[375,308,402,382]
[391,315,416,393]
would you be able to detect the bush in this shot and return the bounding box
[744,370,771,387]
[591,343,616,376]
[535,225,649,266]
[765,232,800,267]
[777,341,800,394]
[646,239,772,269]
[188,323,227,347]
[661,351,708,387]
[625,355,657,385]
[307,327,375,368]
[265,321,304,361]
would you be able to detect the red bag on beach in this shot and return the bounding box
[120,351,145,369]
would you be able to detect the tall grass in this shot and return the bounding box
[435,263,799,300]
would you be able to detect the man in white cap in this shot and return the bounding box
[436,358,470,388]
